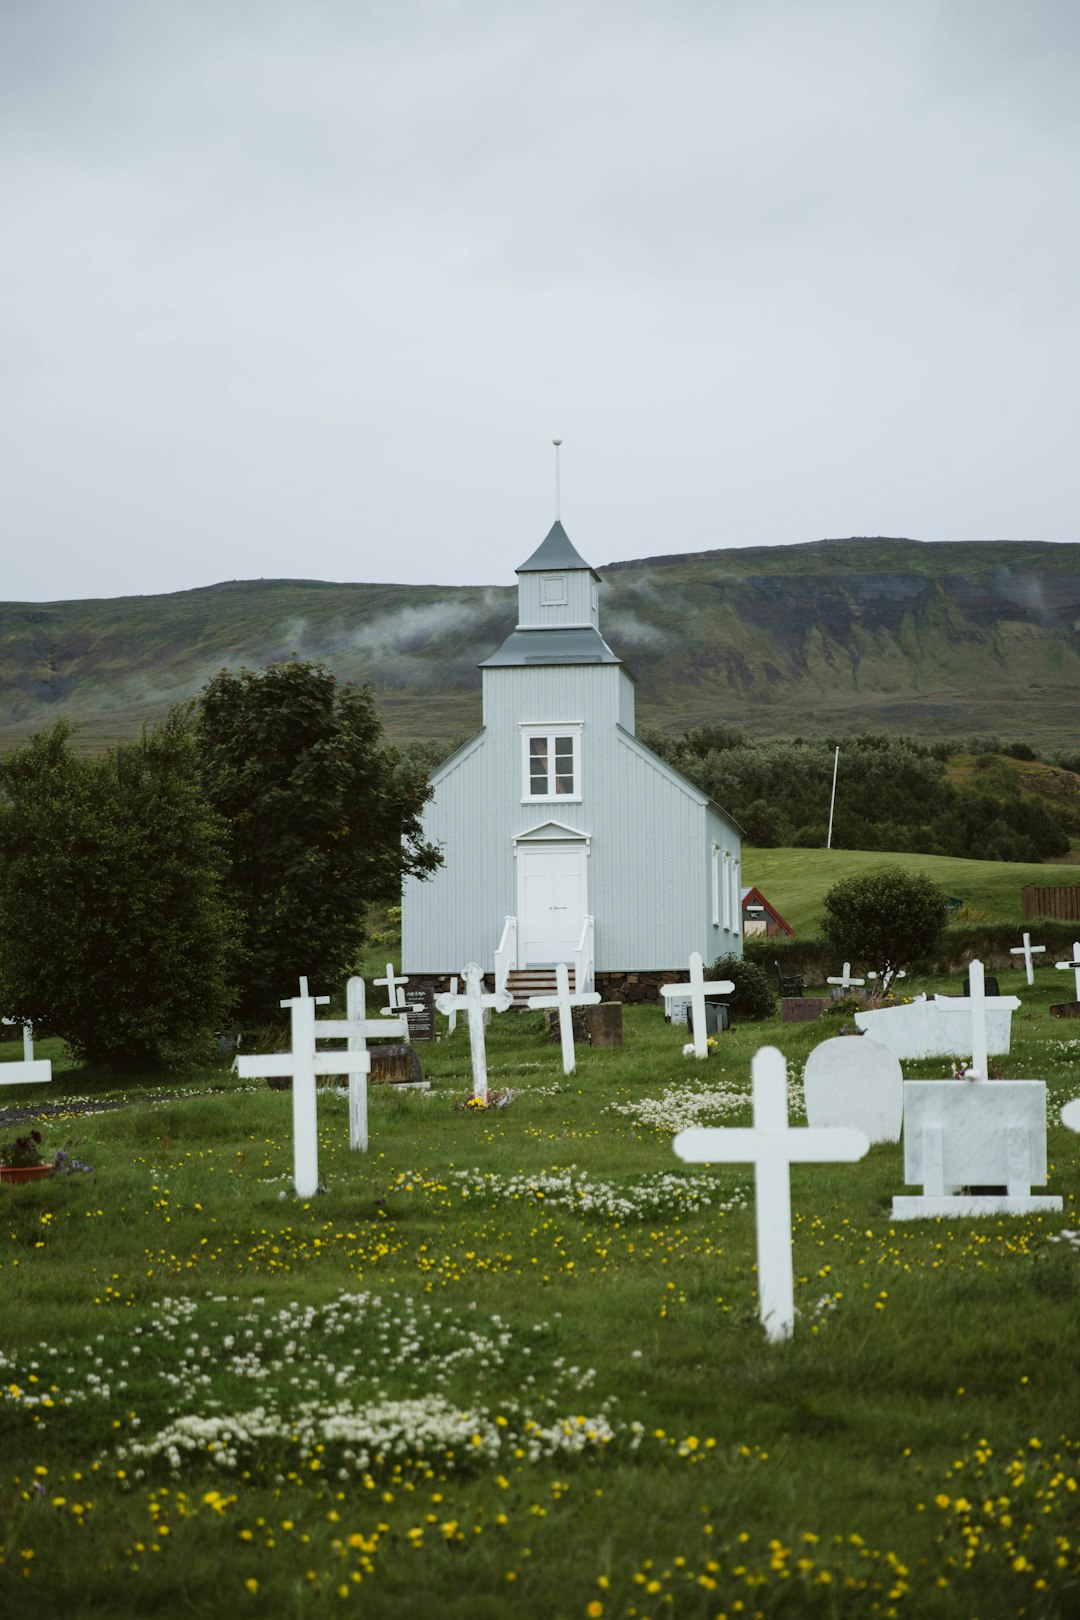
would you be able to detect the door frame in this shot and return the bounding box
[514,822,590,965]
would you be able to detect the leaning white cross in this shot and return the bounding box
[527,962,601,1076]
[236,978,371,1197]
[341,975,408,1152]
[434,963,513,1101]
[826,962,865,993]
[1010,932,1046,987]
[1055,942,1080,1002]
[1063,1099,1080,1132]
[674,1046,869,1341]
[934,958,1020,1081]
[375,963,411,1041]
[660,951,734,1059]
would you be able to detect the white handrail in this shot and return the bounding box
[494,915,518,996]
[574,915,595,994]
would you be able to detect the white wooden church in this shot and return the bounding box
[401,521,743,999]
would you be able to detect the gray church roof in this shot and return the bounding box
[515,521,601,581]
[479,625,627,670]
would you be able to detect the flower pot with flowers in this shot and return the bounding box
[0,1129,54,1184]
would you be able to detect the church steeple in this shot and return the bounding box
[515,521,601,631]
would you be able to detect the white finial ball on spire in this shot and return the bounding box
[553,437,562,446]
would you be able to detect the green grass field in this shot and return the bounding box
[2,970,1079,1619]
[743,846,1080,935]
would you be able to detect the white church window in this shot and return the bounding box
[540,574,568,606]
[521,725,581,801]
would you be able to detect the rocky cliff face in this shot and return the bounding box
[2,537,1079,750]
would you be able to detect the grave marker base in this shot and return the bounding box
[891,1194,1063,1219]
[782,997,825,1023]
[1050,1002,1080,1019]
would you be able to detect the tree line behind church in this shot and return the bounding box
[404,724,1076,864]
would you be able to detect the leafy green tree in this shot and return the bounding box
[0,714,236,1068]
[196,660,441,1020]
[819,867,949,980]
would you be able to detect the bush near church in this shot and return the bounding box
[819,867,949,982]
[708,953,776,1022]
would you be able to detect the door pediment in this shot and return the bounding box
[515,819,589,845]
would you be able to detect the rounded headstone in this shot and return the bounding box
[803,1035,903,1144]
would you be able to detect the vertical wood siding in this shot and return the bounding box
[402,663,741,973]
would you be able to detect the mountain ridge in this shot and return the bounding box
[3,536,1079,752]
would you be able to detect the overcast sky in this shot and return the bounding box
[2,0,1078,602]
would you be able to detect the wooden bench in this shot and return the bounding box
[774,960,806,998]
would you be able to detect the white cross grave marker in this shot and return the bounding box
[340,975,408,1152]
[375,963,411,1040]
[0,1032,51,1093]
[434,963,513,1101]
[2,1019,36,1064]
[934,958,1020,1081]
[1055,942,1080,1002]
[660,951,734,1059]
[527,961,601,1075]
[826,962,865,993]
[1063,1099,1080,1132]
[444,976,459,1036]
[867,968,907,993]
[1010,932,1046,987]
[236,978,371,1197]
[674,1046,869,1341]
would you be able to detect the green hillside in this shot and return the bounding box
[3,535,1080,751]
[743,846,1080,933]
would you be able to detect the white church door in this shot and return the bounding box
[518,840,588,965]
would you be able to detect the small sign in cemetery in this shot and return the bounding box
[399,984,435,1042]
[1010,931,1046,986]
[1055,942,1080,1002]
[236,978,372,1197]
[1063,1099,1080,1132]
[435,963,513,1101]
[674,1046,870,1341]
[826,962,865,994]
[527,961,601,1075]
[660,951,734,1059]
[893,1079,1063,1219]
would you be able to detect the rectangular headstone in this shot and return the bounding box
[401,985,435,1042]
[782,997,825,1023]
[892,1079,1062,1218]
[585,1002,623,1047]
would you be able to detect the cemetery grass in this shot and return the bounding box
[2,979,1079,1619]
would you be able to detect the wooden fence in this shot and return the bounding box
[1022,884,1080,923]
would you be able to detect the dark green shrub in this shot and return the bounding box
[708,953,776,1021]
[820,867,949,980]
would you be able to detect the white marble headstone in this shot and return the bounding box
[803,1035,902,1144]
[893,1079,1062,1218]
